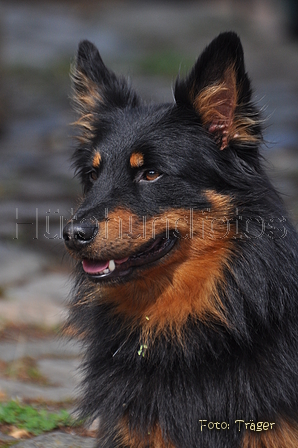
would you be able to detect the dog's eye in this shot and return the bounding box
[89,169,98,182]
[142,170,161,182]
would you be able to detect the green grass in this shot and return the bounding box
[0,442,19,447]
[0,443,19,447]
[0,400,78,436]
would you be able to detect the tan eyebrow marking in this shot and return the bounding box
[130,152,144,168]
[92,151,101,168]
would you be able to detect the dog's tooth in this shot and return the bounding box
[103,268,110,274]
[109,260,116,272]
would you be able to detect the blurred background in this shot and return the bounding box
[0,0,297,440]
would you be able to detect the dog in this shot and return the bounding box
[63,32,298,447]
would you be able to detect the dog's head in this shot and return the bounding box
[64,32,262,334]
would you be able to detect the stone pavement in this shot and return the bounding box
[1,432,95,448]
[0,0,298,446]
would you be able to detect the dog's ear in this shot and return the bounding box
[174,32,260,150]
[71,41,138,141]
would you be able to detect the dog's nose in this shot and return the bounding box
[63,219,98,250]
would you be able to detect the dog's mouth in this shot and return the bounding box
[82,232,177,282]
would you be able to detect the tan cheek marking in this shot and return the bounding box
[242,418,298,448]
[74,208,150,263]
[130,152,144,168]
[93,192,234,340]
[92,151,101,168]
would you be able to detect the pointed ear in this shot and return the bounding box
[174,32,261,150]
[71,40,108,112]
[71,40,138,142]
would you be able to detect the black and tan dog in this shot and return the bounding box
[63,32,298,447]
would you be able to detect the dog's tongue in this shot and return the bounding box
[82,259,109,274]
[82,257,129,274]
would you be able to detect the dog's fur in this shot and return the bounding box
[63,32,298,447]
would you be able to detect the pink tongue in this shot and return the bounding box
[82,259,109,274]
[82,257,129,274]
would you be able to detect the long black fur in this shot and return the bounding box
[64,32,298,447]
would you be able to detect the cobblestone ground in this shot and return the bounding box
[0,0,298,446]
